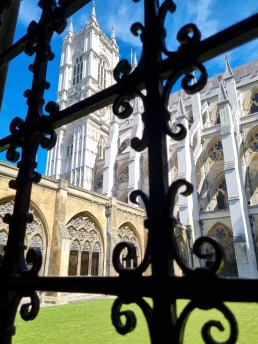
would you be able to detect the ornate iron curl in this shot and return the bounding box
[176,301,238,344]
[20,292,40,322]
[112,297,153,337]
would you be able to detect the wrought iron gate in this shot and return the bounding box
[0,0,258,343]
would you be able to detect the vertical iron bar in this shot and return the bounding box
[143,0,176,341]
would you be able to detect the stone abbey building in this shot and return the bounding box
[1,3,258,294]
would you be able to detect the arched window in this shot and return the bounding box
[73,56,83,86]
[66,137,73,158]
[118,163,129,184]
[251,92,258,114]
[81,242,90,276]
[117,224,140,269]
[119,138,130,154]
[68,240,80,276]
[211,105,220,125]
[98,136,106,160]
[205,223,237,277]
[98,58,107,89]
[216,179,228,210]
[67,214,103,276]
[92,242,100,276]
[0,201,47,273]
[209,140,223,162]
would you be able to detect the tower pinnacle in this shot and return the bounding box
[68,18,73,36]
[111,26,116,40]
[90,1,97,22]
[225,54,234,79]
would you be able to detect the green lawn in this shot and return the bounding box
[14,299,258,343]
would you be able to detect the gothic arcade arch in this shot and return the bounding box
[117,222,143,268]
[66,211,105,276]
[206,222,237,277]
[0,196,49,275]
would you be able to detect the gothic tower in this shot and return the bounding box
[46,2,119,190]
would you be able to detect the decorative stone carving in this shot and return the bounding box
[117,225,140,257]
[0,201,45,249]
[67,215,101,252]
[209,140,224,162]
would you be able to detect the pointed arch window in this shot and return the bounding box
[98,58,107,89]
[118,163,129,184]
[217,179,228,210]
[251,92,258,114]
[98,136,106,160]
[73,56,83,86]
[119,138,130,154]
[248,130,258,153]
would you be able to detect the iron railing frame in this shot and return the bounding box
[0,0,258,343]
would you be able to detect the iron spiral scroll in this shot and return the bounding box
[1,0,258,343]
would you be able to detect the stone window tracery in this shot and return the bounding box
[98,58,107,89]
[0,201,46,273]
[119,138,130,154]
[118,163,129,184]
[209,140,223,162]
[248,131,258,153]
[67,214,102,276]
[73,56,83,86]
[118,225,140,268]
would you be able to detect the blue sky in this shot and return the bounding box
[1,0,258,174]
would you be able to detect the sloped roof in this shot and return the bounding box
[168,59,258,107]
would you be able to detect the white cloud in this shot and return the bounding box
[18,0,41,27]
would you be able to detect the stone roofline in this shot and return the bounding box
[0,161,145,216]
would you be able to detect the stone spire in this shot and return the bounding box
[90,1,97,22]
[225,54,234,79]
[111,26,116,40]
[177,91,187,117]
[218,76,229,104]
[67,18,73,36]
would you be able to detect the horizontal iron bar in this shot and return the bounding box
[5,275,258,303]
[0,0,91,71]
[0,13,258,153]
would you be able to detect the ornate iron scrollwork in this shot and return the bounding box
[1,0,258,343]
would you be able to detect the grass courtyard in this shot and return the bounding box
[14,298,258,343]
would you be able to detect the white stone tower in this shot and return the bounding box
[46,2,119,189]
